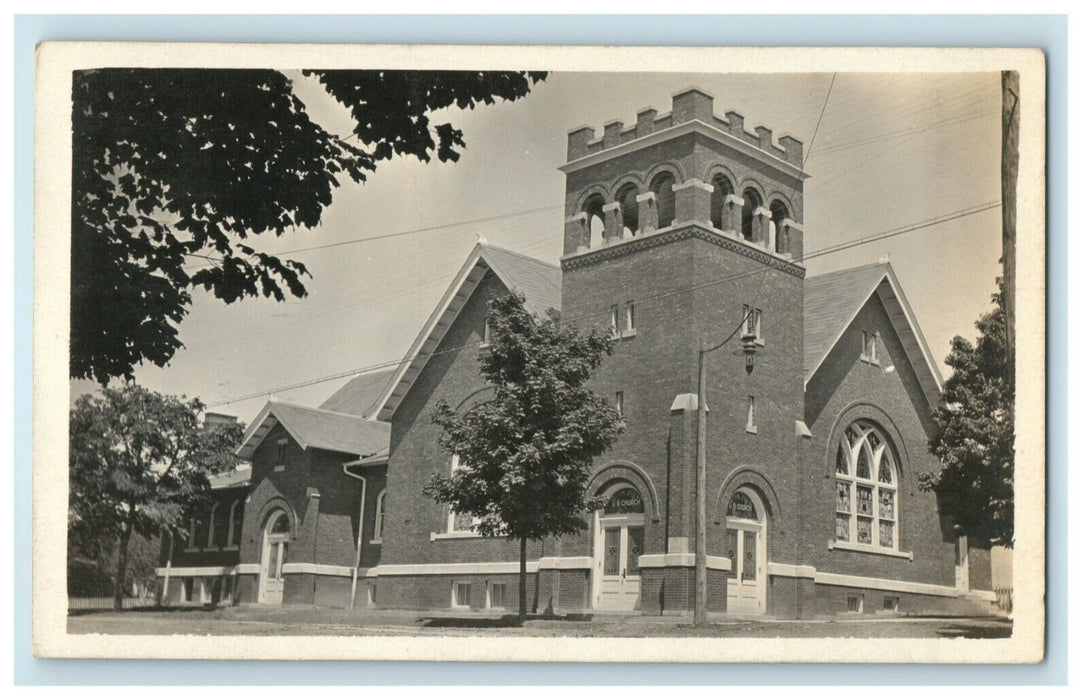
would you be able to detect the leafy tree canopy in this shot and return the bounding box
[427,292,625,543]
[921,279,1014,547]
[69,384,244,608]
[71,69,546,384]
[426,291,623,618]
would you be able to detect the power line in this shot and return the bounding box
[207,200,998,408]
[183,202,563,271]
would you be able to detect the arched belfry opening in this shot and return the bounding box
[710,174,734,231]
[650,172,676,229]
[770,199,790,254]
[616,183,640,238]
[741,188,762,242]
[583,193,606,249]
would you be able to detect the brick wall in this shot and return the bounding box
[383,272,563,568]
[803,294,983,588]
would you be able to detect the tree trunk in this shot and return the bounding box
[113,514,134,612]
[519,536,527,620]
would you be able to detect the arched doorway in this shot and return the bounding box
[259,510,291,604]
[724,487,767,614]
[592,481,646,610]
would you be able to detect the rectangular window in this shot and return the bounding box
[610,305,620,336]
[488,582,506,609]
[746,396,757,433]
[883,596,899,612]
[453,581,472,608]
[482,318,492,345]
[626,302,636,331]
[615,391,624,417]
[366,583,377,607]
[183,577,195,603]
[275,439,288,472]
[847,596,861,613]
[869,332,879,362]
[861,331,869,358]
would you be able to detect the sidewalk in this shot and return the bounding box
[67,605,1013,639]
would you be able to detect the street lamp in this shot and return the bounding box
[694,322,760,627]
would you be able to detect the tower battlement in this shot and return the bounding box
[566,87,804,168]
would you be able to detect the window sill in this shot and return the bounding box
[745,425,758,435]
[274,465,286,472]
[369,538,383,545]
[620,328,637,339]
[431,531,484,541]
[183,547,201,553]
[859,355,880,366]
[478,342,491,349]
[204,546,220,552]
[828,540,913,560]
[222,545,239,552]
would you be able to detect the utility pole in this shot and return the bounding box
[694,344,709,626]
[693,325,759,627]
[1001,70,1019,394]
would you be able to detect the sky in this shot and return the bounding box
[70,70,1004,425]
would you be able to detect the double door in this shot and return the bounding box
[596,516,644,610]
[725,523,765,614]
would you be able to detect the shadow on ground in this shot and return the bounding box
[418,612,595,628]
[935,622,1013,639]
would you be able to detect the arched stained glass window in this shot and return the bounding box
[834,421,899,549]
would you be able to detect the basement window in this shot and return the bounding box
[452,581,472,609]
[487,582,507,609]
[847,595,862,613]
[883,596,899,612]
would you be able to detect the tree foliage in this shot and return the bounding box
[71,69,546,384]
[68,384,244,608]
[426,292,624,616]
[921,279,1014,547]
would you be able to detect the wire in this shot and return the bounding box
[183,202,563,271]
[207,200,997,411]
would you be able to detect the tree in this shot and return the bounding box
[72,69,546,384]
[921,279,1014,547]
[425,292,625,619]
[68,384,244,610]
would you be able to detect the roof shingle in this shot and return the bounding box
[319,368,397,417]
[803,262,888,376]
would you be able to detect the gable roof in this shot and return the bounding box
[375,242,561,422]
[804,261,944,408]
[319,368,397,416]
[236,400,390,461]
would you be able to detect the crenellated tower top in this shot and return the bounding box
[560,87,808,262]
[565,87,804,168]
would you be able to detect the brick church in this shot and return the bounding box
[156,87,996,617]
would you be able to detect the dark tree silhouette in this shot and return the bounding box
[68,384,244,610]
[71,69,546,383]
[922,279,1014,547]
